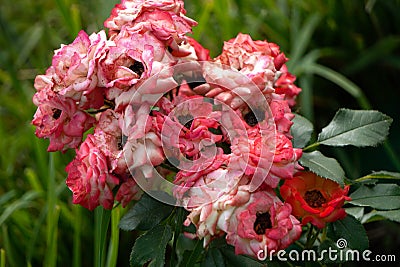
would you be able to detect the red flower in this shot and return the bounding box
[280,172,351,228]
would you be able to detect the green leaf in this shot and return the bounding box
[345,207,364,221]
[350,184,400,210]
[317,109,392,147]
[119,193,174,231]
[220,245,264,267]
[299,151,345,186]
[180,239,204,267]
[328,215,369,251]
[290,114,314,148]
[201,248,225,267]
[361,209,400,223]
[176,233,198,265]
[318,239,346,264]
[130,224,173,267]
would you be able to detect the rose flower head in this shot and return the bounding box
[222,189,302,258]
[280,171,351,228]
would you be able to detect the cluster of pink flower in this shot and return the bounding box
[31,0,327,259]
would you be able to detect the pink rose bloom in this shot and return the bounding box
[72,110,143,209]
[92,110,130,177]
[105,0,186,31]
[66,134,120,210]
[214,33,301,106]
[185,37,211,61]
[32,90,95,152]
[118,102,153,139]
[215,33,282,93]
[116,102,164,180]
[217,33,283,69]
[174,154,230,200]
[155,95,222,161]
[222,190,302,258]
[47,30,108,108]
[198,61,272,111]
[274,66,302,107]
[104,0,197,50]
[231,127,276,188]
[114,54,178,108]
[115,177,143,207]
[265,133,303,186]
[270,97,295,136]
[160,115,223,161]
[183,181,251,246]
[98,31,164,92]
[123,131,165,179]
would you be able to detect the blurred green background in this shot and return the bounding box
[1,0,399,266]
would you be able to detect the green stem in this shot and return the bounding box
[0,249,5,267]
[354,174,400,183]
[170,208,185,267]
[305,225,314,249]
[45,153,59,267]
[94,207,111,267]
[320,227,327,243]
[106,206,121,267]
[303,142,320,152]
[73,205,82,267]
[305,224,321,249]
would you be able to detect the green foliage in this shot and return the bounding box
[361,209,400,224]
[300,151,345,186]
[130,225,173,267]
[350,184,400,210]
[328,215,369,251]
[290,114,314,148]
[201,247,225,267]
[119,193,174,232]
[317,109,392,147]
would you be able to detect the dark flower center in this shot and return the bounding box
[129,61,144,77]
[304,189,327,208]
[178,114,194,129]
[187,75,207,90]
[52,108,62,119]
[253,212,272,235]
[117,135,128,150]
[244,109,265,127]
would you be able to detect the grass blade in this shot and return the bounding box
[288,13,320,68]
[45,153,60,267]
[0,191,39,227]
[73,205,82,267]
[304,63,371,109]
[106,206,121,267]
[0,248,5,267]
[94,207,111,267]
